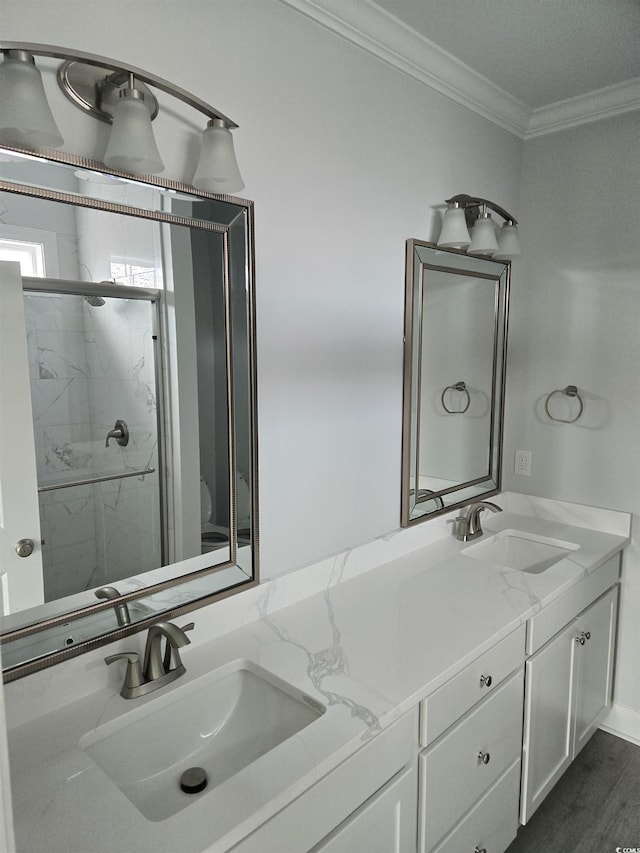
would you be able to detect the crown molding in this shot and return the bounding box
[278,0,640,139]
[525,78,640,139]
[279,0,530,137]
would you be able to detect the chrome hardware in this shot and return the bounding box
[105,652,144,699]
[575,632,586,645]
[474,847,487,853]
[479,674,493,688]
[453,501,502,541]
[38,466,155,493]
[544,385,584,424]
[105,418,129,447]
[105,620,194,699]
[410,488,445,510]
[95,586,131,627]
[14,538,34,558]
[584,631,591,640]
[477,750,491,765]
[142,621,194,682]
[441,380,471,414]
[453,516,470,541]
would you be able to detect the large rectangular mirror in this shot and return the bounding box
[0,147,258,679]
[401,240,509,525]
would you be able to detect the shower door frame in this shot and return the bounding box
[22,276,169,580]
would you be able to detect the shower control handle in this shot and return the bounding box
[15,539,34,558]
[105,419,129,447]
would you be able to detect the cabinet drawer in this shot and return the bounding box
[430,761,521,853]
[419,669,524,853]
[526,554,620,654]
[420,625,525,747]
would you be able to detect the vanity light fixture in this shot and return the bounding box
[102,73,164,175]
[0,42,244,192]
[437,194,521,259]
[0,49,64,148]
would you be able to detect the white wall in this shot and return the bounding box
[503,111,640,733]
[2,0,522,578]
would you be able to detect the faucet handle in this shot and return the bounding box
[105,652,144,698]
[163,622,195,672]
[453,516,470,541]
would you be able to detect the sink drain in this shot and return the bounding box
[179,767,208,794]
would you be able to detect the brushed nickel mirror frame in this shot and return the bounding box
[401,240,510,527]
[0,145,258,681]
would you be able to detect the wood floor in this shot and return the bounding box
[506,730,640,853]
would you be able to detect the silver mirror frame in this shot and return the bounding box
[401,240,510,526]
[0,144,259,681]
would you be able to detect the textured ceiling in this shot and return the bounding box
[372,0,640,108]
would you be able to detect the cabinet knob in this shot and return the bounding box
[477,750,491,765]
[479,674,493,688]
[474,847,487,853]
[584,631,591,640]
[575,633,586,645]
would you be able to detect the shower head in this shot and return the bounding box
[84,295,106,307]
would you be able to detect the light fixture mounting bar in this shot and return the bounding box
[0,41,238,128]
[57,61,160,123]
[445,193,518,226]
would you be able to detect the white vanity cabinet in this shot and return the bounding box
[310,765,416,853]
[226,709,417,853]
[520,575,619,823]
[417,625,526,853]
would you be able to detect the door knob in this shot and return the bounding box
[15,538,34,558]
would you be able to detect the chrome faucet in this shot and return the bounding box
[105,620,194,699]
[95,585,131,627]
[453,501,502,542]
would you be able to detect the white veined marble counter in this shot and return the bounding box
[5,495,631,853]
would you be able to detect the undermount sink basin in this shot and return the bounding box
[80,660,325,822]
[462,529,579,574]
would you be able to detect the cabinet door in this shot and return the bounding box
[311,765,416,853]
[573,586,617,757]
[520,619,578,824]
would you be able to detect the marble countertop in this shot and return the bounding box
[6,504,630,853]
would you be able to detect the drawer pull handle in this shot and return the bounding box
[575,633,586,645]
[479,674,493,688]
[474,847,487,853]
[478,750,491,765]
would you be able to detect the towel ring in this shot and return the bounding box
[544,385,584,423]
[441,381,471,414]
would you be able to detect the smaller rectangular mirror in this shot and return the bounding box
[401,241,510,525]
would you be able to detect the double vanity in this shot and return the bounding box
[4,493,630,853]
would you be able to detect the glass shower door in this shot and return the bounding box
[23,284,164,603]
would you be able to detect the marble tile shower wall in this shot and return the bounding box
[26,293,161,601]
[83,297,161,586]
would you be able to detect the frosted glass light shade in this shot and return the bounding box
[0,51,63,149]
[468,213,499,255]
[103,89,164,175]
[437,203,470,249]
[193,119,244,194]
[494,221,521,259]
